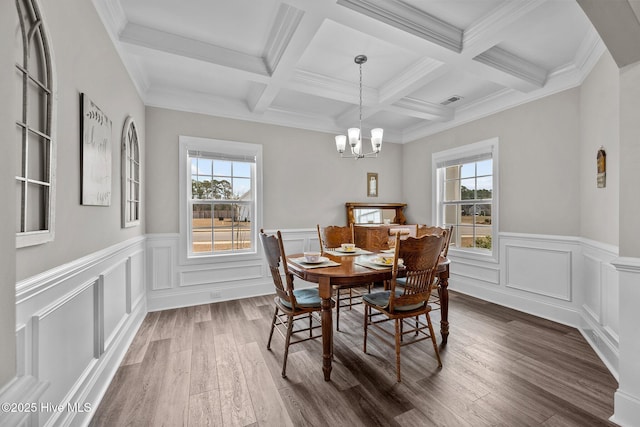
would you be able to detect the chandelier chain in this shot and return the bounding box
[334,53,382,159]
[359,60,363,141]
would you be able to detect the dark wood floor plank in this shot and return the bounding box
[238,341,294,426]
[91,291,618,427]
[189,321,218,396]
[120,311,160,366]
[170,306,195,353]
[188,390,223,427]
[151,308,179,341]
[152,349,192,426]
[119,339,172,425]
[88,364,141,426]
[193,303,212,323]
[214,332,257,426]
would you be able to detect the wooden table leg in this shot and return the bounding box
[318,276,333,381]
[438,266,450,345]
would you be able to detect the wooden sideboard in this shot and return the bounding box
[354,224,418,252]
[345,202,407,227]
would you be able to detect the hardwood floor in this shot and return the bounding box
[90,291,618,426]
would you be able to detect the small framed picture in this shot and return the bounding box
[597,147,606,188]
[367,172,378,197]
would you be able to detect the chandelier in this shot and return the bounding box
[335,55,383,159]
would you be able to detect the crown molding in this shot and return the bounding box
[120,23,269,76]
[91,0,127,38]
[378,57,446,104]
[463,0,547,52]
[473,46,547,90]
[336,0,462,53]
[390,97,453,121]
[290,69,377,105]
[263,4,304,75]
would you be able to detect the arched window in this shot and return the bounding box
[15,0,56,247]
[121,116,141,227]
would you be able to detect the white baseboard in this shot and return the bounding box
[13,237,146,427]
[612,390,640,427]
[450,275,582,327]
[0,375,48,427]
[146,280,274,311]
[9,230,627,425]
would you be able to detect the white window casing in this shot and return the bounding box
[432,138,499,262]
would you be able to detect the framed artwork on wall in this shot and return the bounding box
[367,172,378,197]
[597,146,606,188]
[80,93,112,206]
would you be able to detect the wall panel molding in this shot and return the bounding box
[145,229,319,311]
[451,232,619,379]
[504,244,572,300]
[11,237,146,427]
[4,231,623,425]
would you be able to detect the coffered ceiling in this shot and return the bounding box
[93,0,605,143]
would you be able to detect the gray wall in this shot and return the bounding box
[402,87,584,239]
[620,62,640,257]
[145,107,404,233]
[1,0,17,391]
[579,51,620,246]
[15,0,146,282]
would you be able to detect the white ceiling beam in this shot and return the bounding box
[120,23,269,76]
[248,10,325,114]
[389,98,454,121]
[463,0,548,55]
[473,46,547,90]
[336,0,463,53]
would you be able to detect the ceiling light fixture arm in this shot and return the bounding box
[335,54,383,159]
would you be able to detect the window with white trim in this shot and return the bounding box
[433,139,498,256]
[121,116,140,227]
[180,136,261,259]
[15,0,56,248]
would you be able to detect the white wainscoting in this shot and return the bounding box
[145,229,620,381]
[3,229,622,426]
[9,237,146,427]
[448,232,619,379]
[145,230,320,311]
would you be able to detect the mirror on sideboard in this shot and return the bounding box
[346,202,407,226]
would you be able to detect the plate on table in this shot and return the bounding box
[370,257,403,267]
[301,256,329,264]
[380,249,395,254]
[335,247,359,253]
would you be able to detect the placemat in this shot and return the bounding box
[325,248,373,256]
[289,257,341,269]
[355,259,394,270]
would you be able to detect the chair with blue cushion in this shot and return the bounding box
[317,224,370,331]
[259,229,326,378]
[363,232,445,382]
[411,225,453,307]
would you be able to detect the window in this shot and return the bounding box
[179,136,262,259]
[433,138,498,257]
[121,116,140,227]
[15,0,56,248]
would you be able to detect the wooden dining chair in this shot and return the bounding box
[411,225,453,307]
[259,229,325,378]
[317,224,371,331]
[363,232,445,382]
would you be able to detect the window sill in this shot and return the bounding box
[448,247,498,264]
[183,250,261,266]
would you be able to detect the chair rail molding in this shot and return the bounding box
[9,236,146,427]
[449,232,619,380]
[3,230,623,426]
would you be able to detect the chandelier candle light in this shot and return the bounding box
[335,55,383,159]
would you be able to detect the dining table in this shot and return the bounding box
[286,249,450,381]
